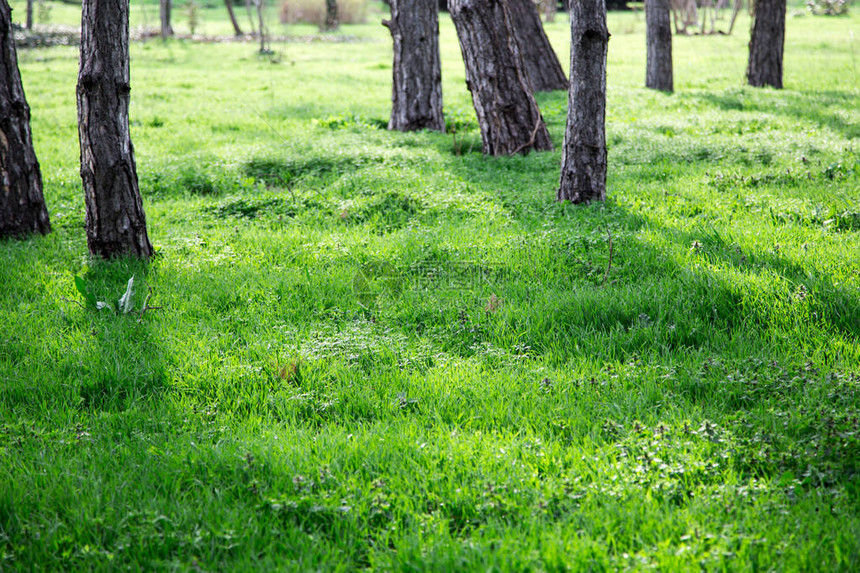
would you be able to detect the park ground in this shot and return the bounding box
[1,1,859,570]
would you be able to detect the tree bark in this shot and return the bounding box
[225,0,243,36]
[645,0,672,92]
[558,0,608,203]
[383,0,445,132]
[746,0,785,88]
[1,0,51,239]
[325,0,338,30]
[159,0,173,39]
[77,0,153,259]
[506,0,567,92]
[449,0,552,156]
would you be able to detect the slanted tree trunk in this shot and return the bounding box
[324,0,338,30]
[225,0,243,36]
[449,0,552,156]
[245,0,257,37]
[747,0,785,88]
[159,0,173,38]
[383,0,445,132]
[1,0,51,239]
[558,0,608,203]
[506,0,567,92]
[77,0,153,259]
[645,0,673,92]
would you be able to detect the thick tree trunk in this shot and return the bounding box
[225,0,243,36]
[159,0,173,38]
[77,0,153,259]
[0,0,51,239]
[449,0,552,156]
[383,0,445,132]
[558,0,608,203]
[325,0,338,30]
[506,0,567,92]
[747,0,785,88]
[645,0,672,92]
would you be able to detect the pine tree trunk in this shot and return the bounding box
[225,0,244,36]
[449,0,552,156]
[159,0,173,38]
[747,0,785,88]
[325,0,338,30]
[645,0,672,92]
[506,0,567,92]
[384,0,445,132]
[558,0,608,203]
[77,0,153,259]
[1,0,51,239]
[544,0,556,23]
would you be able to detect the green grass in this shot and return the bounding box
[2,3,860,571]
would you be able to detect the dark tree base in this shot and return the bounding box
[78,0,153,259]
[1,0,51,239]
[384,0,445,132]
[558,0,609,203]
[747,0,786,89]
[645,0,673,92]
[450,0,552,156]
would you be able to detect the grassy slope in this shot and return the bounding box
[2,4,859,571]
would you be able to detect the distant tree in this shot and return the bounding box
[558,0,608,203]
[747,0,785,88]
[0,0,51,239]
[325,0,338,30]
[25,0,33,29]
[159,0,174,39]
[77,0,153,259]
[449,0,552,156]
[225,0,244,36]
[645,0,672,91]
[506,0,567,92]
[383,0,445,132]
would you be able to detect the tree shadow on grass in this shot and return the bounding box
[697,89,860,140]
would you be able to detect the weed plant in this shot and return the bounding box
[1,4,859,571]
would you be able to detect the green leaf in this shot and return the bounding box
[74,276,97,310]
[117,275,136,314]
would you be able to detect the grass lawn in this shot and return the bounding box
[2,1,859,570]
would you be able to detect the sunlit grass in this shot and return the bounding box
[1,3,859,571]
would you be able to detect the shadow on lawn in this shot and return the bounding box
[698,89,860,140]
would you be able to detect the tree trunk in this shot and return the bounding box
[645,0,672,92]
[325,0,338,30]
[544,0,556,23]
[159,0,173,39]
[383,0,445,132]
[449,0,552,156]
[746,0,785,88]
[77,0,153,259]
[245,0,257,37]
[0,0,51,239]
[256,0,268,52]
[558,0,608,203]
[506,0,567,92]
[25,0,33,30]
[225,0,243,36]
